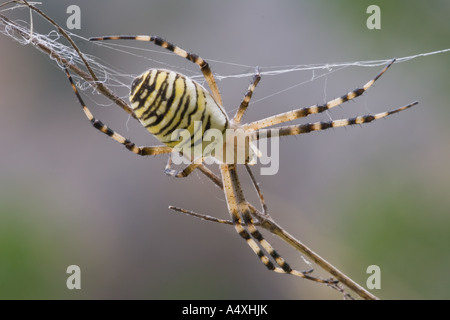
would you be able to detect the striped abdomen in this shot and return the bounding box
[129,69,229,158]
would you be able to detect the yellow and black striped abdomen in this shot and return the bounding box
[129,69,229,154]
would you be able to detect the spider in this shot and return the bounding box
[64,35,417,285]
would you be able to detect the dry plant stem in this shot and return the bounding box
[0,5,137,120]
[195,166,378,300]
[1,1,378,300]
[20,0,96,80]
[172,195,377,300]
[256,213,378,300]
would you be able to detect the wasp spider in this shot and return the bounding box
[64,35,417,284]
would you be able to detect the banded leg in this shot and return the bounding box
[89,35,223,106]
[221,164,333,283]
[164,153,204,178]
[243,59,397,131]
[250,102,418,140]
[233,67,261,124]
[64,68,172,156]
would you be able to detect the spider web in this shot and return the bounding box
[1,6,449,112]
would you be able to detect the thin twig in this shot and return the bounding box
[182,164,378,299]
[256,213,378,300]
[1,2,137,119]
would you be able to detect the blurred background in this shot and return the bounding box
[0,0,449,299]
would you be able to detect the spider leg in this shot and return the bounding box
[169,206,236,226]
[169,205,270,227]
[89,35,223,107]
[244,59,397,131]
[164,153,204,178]
[245,164,268,215]
[221,164,333,283]
[250,102,418,140]
[64,67,172,156]
[233,67,261,124]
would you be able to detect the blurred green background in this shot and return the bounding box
[0,0,449,299]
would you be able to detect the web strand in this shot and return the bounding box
[1,11,449,104]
